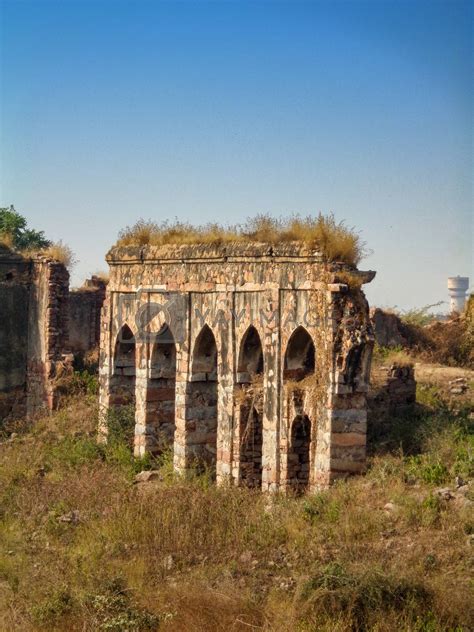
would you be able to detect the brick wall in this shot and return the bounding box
[367,363,416,430]
[68,276,106,356]
[0,245,70,424]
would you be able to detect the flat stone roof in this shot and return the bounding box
[107,241,325,263]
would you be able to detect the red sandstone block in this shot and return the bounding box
[146,388,175,402]
[331,432,366,447]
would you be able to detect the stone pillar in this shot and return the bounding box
[173,333,190,475]
[320,284,374,487]
[231,393,242,484]
[133,339,148,457]
[261,289,280,492]
[98,292,112,440]
[215,291,234,485]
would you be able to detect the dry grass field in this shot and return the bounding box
[0,367,472,631]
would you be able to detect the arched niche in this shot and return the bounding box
[287,414,311,493]
[284,326,315,381]
[186,325,218,475]
[146,326,177,454]
[109,324,136,446]
[237,326,264,487]
[237,325,264,382]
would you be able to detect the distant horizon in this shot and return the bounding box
[1,0,472,309]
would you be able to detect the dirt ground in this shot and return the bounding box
[414,361,473,407]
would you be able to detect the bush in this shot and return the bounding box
[31,587,74,625]
[372,343,412,367]
[106,405,136,448]
[0,205,50,250]
[88,578,164,631]
[399,303,443,328]
[40,240,76,269]
[406,455,449,485]
[45,435,102,469]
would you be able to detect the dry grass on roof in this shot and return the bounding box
[20,240,77,269]
[115,213,366,266]
[0,236,76,270]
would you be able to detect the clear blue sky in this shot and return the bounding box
[1,0,472,309]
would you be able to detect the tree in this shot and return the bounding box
[0,205,51,250]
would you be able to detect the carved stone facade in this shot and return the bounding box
[99,243,375,491]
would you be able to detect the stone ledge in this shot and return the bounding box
[107,241,325,263]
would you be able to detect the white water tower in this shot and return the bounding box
[447,276,469,313]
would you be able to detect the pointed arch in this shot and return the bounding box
[186,325,218,476]
[235,325,264,488]
[192,324,218,377]
[145,326,177,454]
[284,326,315,381]
[288,414,311,493]
[238,402,264,488]
[109,324,136,446]
[151,327,176,378]
[113,324,135,371]
[238,325,264,380]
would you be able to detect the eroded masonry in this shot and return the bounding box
[0,243,106,421]
[99,243,376,491]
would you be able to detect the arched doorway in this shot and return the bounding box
[146,327,176,454]
[237,326,264,488]
[284,326,315,381]
[109,324,136,446]
[187,325,218,476]
[288,415,311,493]
[284,327,315,493]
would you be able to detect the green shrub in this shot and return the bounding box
[88,578,164,631]
[420,494,443,527]
[406,455,448,485]
[417,384,446,410]
[45,435,102,469]
[302,493,340,523]
[31,587,74,625]
[106,405,136,448]
[399,303,443,328]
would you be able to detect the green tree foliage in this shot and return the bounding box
[0,205,51,250]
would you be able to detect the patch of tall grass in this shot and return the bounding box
[0,395,472,630]
[115,213,366,266]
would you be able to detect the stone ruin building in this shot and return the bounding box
[0,243,105,420]
[1,237,416,492]
[99,242,376,492]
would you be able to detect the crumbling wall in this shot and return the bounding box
[370,307,406,348]
[68,276,106,356]
[0,245,70,423]
[0,248,31,420]
[367,363,416,432]
[99,242,376,491]
[26,260,70,416]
